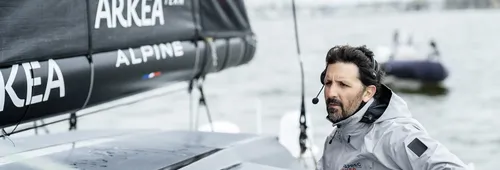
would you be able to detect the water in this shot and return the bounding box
[16,9,500,169]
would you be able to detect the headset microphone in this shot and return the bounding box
[311,85,324,104]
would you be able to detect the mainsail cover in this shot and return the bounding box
[0,0,253,65]
[0,0,256,128]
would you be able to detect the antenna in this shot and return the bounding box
[290,0,318,168]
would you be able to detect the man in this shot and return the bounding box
[389,29,399,61]
[315,45,470,170]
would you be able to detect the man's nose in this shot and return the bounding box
[325,86,339,99]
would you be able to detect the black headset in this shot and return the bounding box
[312,51,380,104]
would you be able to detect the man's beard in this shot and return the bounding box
[326,91,364,123]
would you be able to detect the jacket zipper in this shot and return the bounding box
[330,126,347,169]
[329,130,337,144]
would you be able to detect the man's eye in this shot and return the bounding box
[339,82,349,87]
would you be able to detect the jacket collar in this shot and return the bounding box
[329,98,374,148]
[331,98,374,129]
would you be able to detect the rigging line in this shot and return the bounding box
[6,116,72,136]
[290,0,318,168]
[9,63,37,135]
[291,0,302,55]
[290,0,307,146]
[291,0,306,128]
[6,82,188,136]
[81,0,95,109]
[297,138,319,170]
[307,137,319,170]
[40,119,50,134]
[1,128,15,147]
[197,77,214,132]
[194,80,201,130]
[6,110,92,136]
[189,79,195,130]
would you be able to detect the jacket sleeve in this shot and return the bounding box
[378,123,471,170]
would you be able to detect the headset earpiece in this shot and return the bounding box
[313,67,327,104]
[320,68,326,85]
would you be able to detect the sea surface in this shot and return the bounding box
[14,9,500,169]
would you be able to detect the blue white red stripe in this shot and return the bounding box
[142,71,161,79]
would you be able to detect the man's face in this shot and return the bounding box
[323,62,373,123]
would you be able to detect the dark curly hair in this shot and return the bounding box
[325,45,385,97]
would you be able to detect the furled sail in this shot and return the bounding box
[0,0,256,128]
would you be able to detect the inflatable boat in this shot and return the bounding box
[375,34,449,94]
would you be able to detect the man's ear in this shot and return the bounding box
[363,85,377,102]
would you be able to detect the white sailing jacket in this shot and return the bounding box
[317,85,470,170]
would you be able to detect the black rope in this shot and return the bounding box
[9,64,36,135]
[197,77,214,131]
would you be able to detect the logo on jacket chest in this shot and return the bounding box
[341,162,362,170]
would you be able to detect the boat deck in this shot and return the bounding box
[0,130,304,170]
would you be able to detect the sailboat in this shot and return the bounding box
[0,0,315,169]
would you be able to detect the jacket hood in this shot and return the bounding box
[368,84,412,123]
